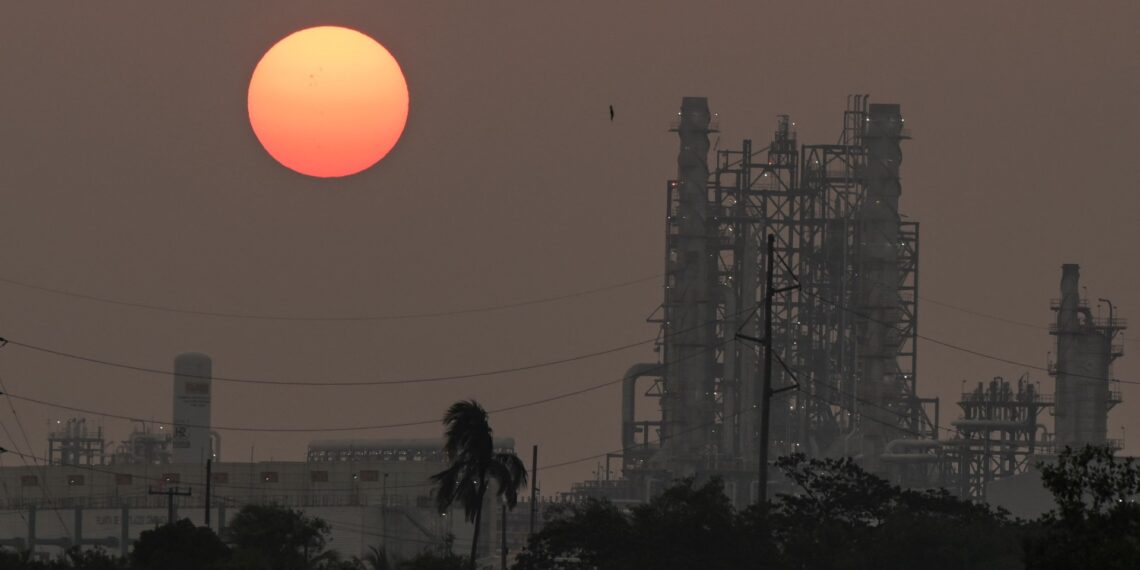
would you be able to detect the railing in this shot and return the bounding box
[959,392,1054,404]
[667,119,720,132]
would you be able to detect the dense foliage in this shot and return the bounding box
[1025,445,1140,569]
[3,445,1139,569]
[225,504,333,570]
[514,476,767,570]
[768,455,1027,570]
[0,504,351,570]
[0,547,123,570]
[131,519,229,570]
[516,455,1028,570]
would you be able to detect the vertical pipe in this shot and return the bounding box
[529,445,537,536]
[738,140,758,469]
[120,507,128,559]
[28,507,35,555]
[500,502,508,570]
[74,507,82,549]
[758,234,776,505]
[205,459,212,528]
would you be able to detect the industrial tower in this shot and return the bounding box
[1050,264,1125,449]
[598,96,939,505]
[940,265,1126,501]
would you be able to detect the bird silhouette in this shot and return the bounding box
[609,105,614,121]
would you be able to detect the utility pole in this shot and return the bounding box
[757,233,776,505]
[734,234,798,506]
[381,472,389,543]
[149,486,192,525]
[528,445,538,536]
[204,459,212,528]
[501,502,508,570]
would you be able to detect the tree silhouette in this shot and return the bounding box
[1026,445,1140,569]
[226,503,331,570]
[430,400,527,570]
[362,546,393,570]
[132,519,228,570]
[514,457,1024,570]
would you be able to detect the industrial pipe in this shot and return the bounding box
[622,363,662,450]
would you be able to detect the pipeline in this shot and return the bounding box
[622,363,663,450]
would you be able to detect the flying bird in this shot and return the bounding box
[609,105,614,121]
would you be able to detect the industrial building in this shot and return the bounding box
[576,95,1126,507]
[0,353,530,564]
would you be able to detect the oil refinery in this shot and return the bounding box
[571,96,1126,508]
[0,95,1127,561]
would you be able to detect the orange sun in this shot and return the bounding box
[248,26,409,178]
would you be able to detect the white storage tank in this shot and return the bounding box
[172,352,212,463]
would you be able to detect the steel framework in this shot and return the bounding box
[611,96,938,505]
[940,376,1053,500]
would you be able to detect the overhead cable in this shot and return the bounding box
[0,273,661,322]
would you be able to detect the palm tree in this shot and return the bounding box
[430,400,527,570]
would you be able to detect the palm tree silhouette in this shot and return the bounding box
[431,400,527,570]
[362,545,391,570]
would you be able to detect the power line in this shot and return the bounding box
[804,290,1140,387]
[921,294,1138,345]
[0,419,32,528]
[2,334,657,387]
[0,341,729,433]
[919,296,1046,331]
[0,297,737,387]
[526,372,943,476]
[321,518,447,547]
[0,273,661,322]
[0,363,953,510]
[0,371,74,540]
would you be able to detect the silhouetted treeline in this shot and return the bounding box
[0,503,461,570]
[3,445,1138,570]
[516,446,1140,570]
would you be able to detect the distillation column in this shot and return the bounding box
[657,97,718,474]
[855,104,905,473]
[172,352,213,463]
[1052,264,1123,449]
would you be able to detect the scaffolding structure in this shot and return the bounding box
[587,98,1131,507]
[606,96,939,505]
[941,376,1053,500]
[47,418,106,466]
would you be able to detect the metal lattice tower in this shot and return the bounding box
[941,376,1053,500]
[610,96,937,506]
[713,115,801,471]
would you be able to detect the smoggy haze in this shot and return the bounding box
[0,1,1138,494]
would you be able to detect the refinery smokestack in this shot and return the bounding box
[172,352,212,463]
[658,96,717,474]
[1051,264,1124,449]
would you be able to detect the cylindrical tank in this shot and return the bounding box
[172,352,212,463]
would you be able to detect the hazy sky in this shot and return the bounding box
[1,1,1138,494]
